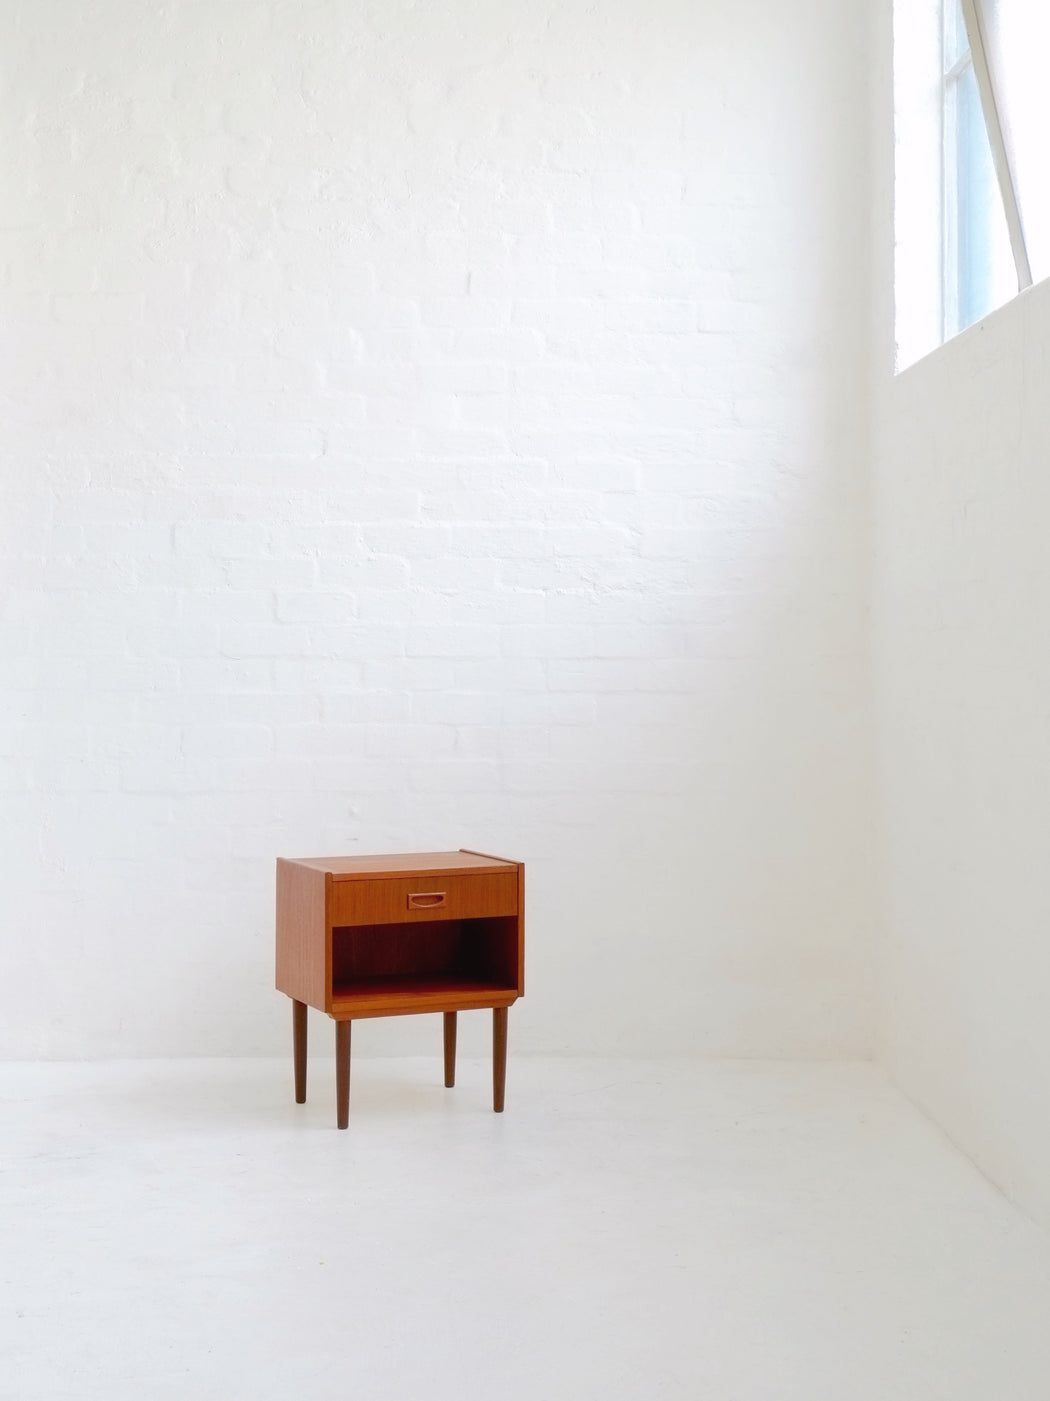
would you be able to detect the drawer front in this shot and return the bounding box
[328,870,518,927]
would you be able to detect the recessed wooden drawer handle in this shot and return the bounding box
[407,891,446,909]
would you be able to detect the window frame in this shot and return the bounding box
[941,10,969,339]
[957,0,1033,290]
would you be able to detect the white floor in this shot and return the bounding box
[3,1057,1050,1400]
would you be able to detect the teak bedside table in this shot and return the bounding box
[275,849,524,1128]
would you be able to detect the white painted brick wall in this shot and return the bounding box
[0,0,875,1059]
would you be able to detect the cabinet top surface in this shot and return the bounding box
[279,850,518,881]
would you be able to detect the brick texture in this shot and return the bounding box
[0,0,875,1058]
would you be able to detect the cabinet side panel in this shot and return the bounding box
[517,862,525,995]
[275,860,327,1010]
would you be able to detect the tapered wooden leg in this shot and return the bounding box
[443,1012,457,1088]
[292,999,307,1104]
[335,1020,351,1130]
[492,1007,508,1113]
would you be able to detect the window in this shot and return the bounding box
[894,0,1050,368]
[970,0,1050,283]
[941,1,1014,337]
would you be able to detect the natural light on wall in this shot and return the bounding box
[894,0,1050,370]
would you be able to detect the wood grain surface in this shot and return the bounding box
[275,859,328,1010]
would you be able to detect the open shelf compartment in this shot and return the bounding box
[330,915,519,1019]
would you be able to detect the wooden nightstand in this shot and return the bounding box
[275,849,524,1128]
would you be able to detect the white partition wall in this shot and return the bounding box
[874,0,1050,1230]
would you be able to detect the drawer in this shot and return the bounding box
[328,869,518,927]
